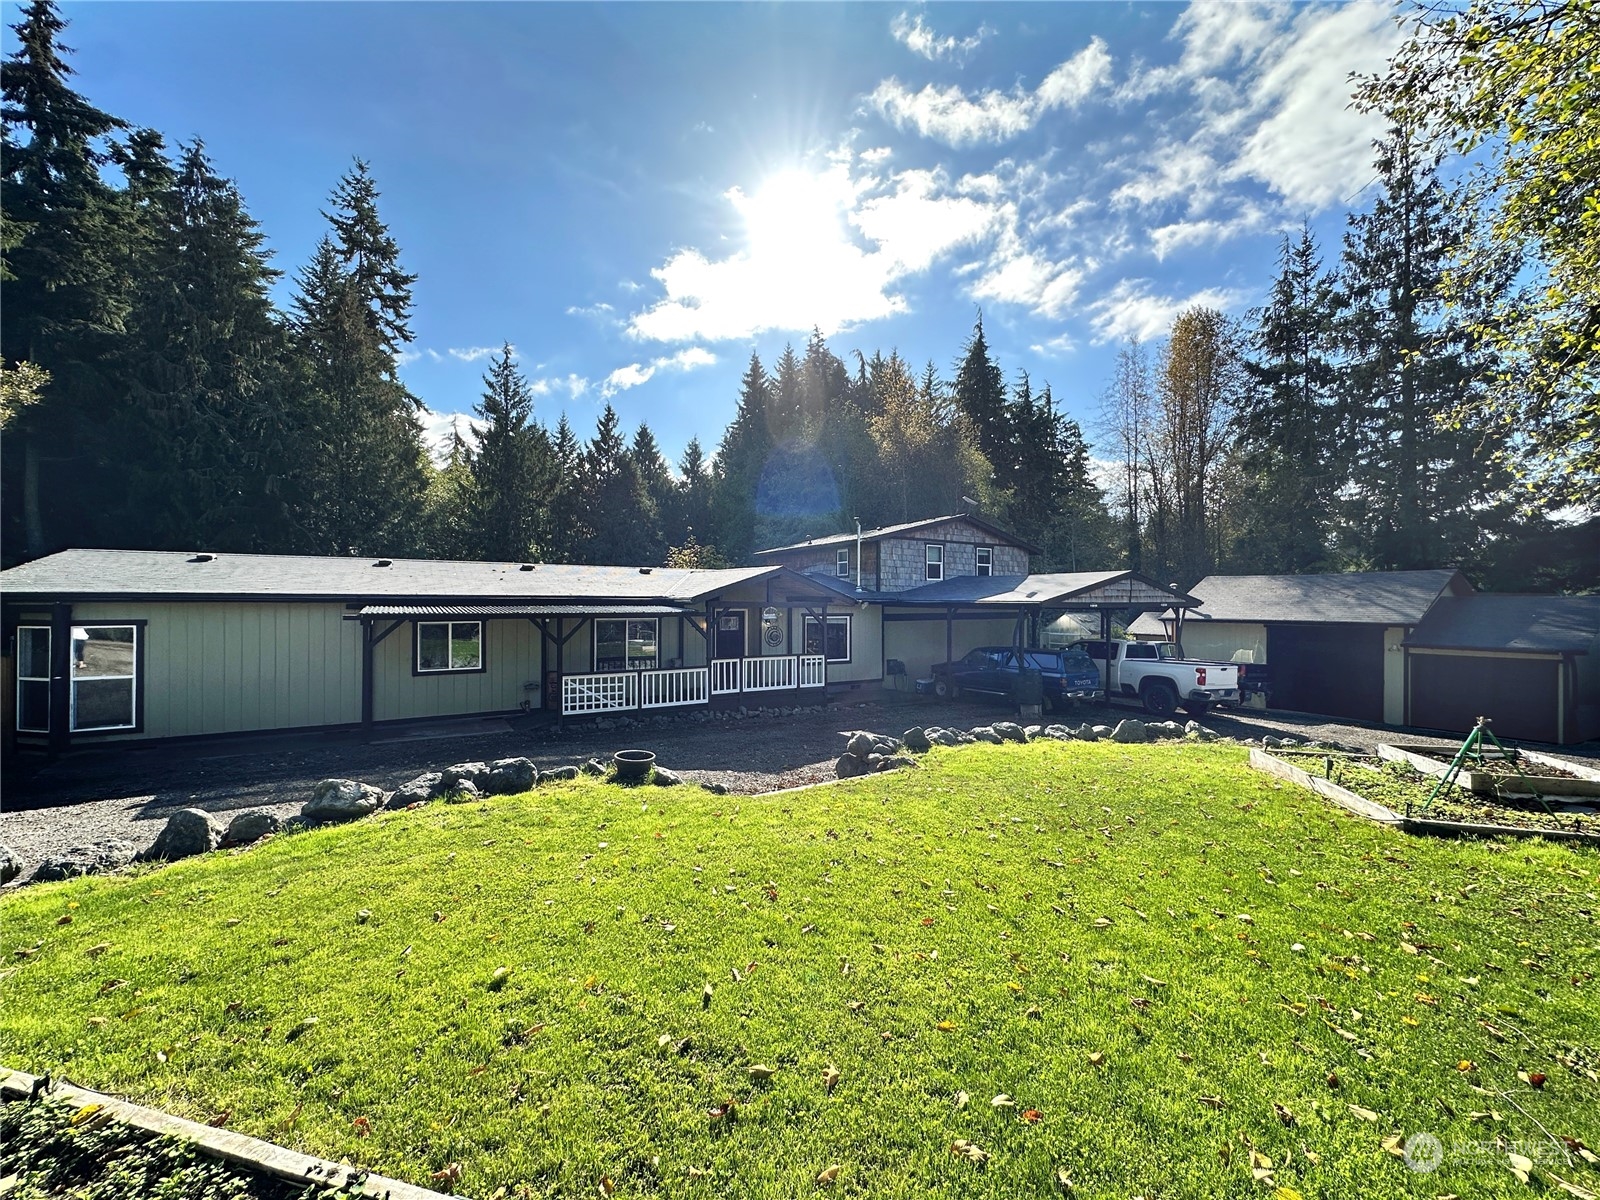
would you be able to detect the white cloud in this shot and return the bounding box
[600,347,718,396]
[566,302,614,318]
[1111,142,1221,212]
[868,38,1111,147]
[1147,201,1275,259]
[448,346,501,363]
[890,11,994,64]
[1230,1,1403,208]
[851,167,1003,274]
[529,373,590,401]
[971,232,1085,320]
[418,406,485,463]
[1030,332,1078,357]
[396,349,423,366]
[1086,278,1245,344]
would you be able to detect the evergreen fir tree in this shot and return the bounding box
[544,414,585,562]
[578,404,654,563]
[628,422,671,562]
[322,158,417,361]
[953,313,1009,470]
[711,352,774,563]
[466,344,555,561]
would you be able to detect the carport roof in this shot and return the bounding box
[354,604,693,619]
[800,569,1193,609]
[1143,570,1469,627]
[1404,593,1600,653]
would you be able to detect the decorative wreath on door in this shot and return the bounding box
[764,625,785,647]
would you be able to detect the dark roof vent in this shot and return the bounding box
[639,566,653,575]
[519,563,536,572]
[188,553,217,563]
[373,559,393,568]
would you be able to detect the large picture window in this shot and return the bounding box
[15,626,50,732]
[595,618,659,671]
[925,543,944,581]
[71,625,138,731]
[417,621,483,673]
[803,614,851,663]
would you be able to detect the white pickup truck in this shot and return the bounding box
[1068,639,1241,718]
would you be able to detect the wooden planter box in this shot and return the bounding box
[1376,744,1600,798]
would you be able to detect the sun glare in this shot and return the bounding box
[735,167,852,263]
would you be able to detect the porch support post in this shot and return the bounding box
[48,601,71,752]
[360,617,375,732]
[556,618,565,728]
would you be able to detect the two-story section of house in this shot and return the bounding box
[754,514,1042,688]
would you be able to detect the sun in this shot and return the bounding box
[733,167,854,265]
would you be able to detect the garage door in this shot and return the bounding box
[1267,624,1385,722]
[1409,653,1560,743]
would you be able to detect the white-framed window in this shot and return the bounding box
[925,543,944,581]
[71,624,138,731]
[802,614,851,663]
[975,546,993,576]
[836,548,850,577]
[15,625,50,732]
[417,621,483,673]
[595,617,659,671]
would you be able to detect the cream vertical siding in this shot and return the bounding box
[1382,626,1406,725]
[819,604,882,682]
[70,600,361,740]
[884,615,1020,681]
[372,617,543,722]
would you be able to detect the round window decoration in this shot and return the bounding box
[764,625,785,647]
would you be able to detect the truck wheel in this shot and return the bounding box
[934,677,958,700]
[1181,701,1210,718]
[1141,682,1179,718]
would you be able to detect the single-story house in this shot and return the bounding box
[1130,571,1599,744]
[2,515,1190,750]
[1402,593,1600,744]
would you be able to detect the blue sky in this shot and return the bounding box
[10,1,1404,469]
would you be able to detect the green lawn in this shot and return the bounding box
[3,742,1597,1199]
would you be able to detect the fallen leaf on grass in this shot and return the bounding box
[55,914,72,926]
[1250,1148,1274,1183]
[1055,1167,1075,1193]
[1561,1137,1599,1165]
[951,1139,989,1166]
[1347,1104,1380,1122]
[351,1116,369,1136]
[70,1104,104,1127]
[285,1016,319,1042]
[598,1175,614,1198]
[747,1064,776,1080]
[817,1165,843,1185]
[991,1094,1015,1108]
[1508,1152,1535,1183]
[1198,1095,1225,1110]
[1272,1103,1296,1126]
[953,1091,969,1110]
[430,1163,462,1184]
[1518,1071,1547,1089]
[1087,1052,1105,1067]
[1025,1006,1042,1020]
[1020,1108,1043,1123]
[1548,1174,1598,1200]
[823,1066,841,1095]
[1381,1134,1406,1158]
[1092,917,1113,929]
[96,979,127,996]
[86,1016,107,1027]
[488,966,511,991]
[936,1020,958,1032]
[702,983,714,1008]
[84,944,111,958]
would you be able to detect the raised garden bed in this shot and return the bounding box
[1251,748,1600,842]
[1377,743,1600,797]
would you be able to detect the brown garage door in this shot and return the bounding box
[1267,624,1385,722]
[1409,653,1560,743]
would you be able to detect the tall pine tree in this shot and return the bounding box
[465,344,556,561]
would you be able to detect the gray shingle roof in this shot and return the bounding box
[0,549,785,603]
[754,512,1040,555]
[1404,594,1600,653]
[1175,570,1468,625]
[797,569,1193,608]
[356,604,693,618]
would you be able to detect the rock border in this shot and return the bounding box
[0,1065,456,1200]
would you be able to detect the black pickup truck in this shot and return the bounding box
[930,646,1104,712]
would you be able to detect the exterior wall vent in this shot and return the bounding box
[373,559,393,568]
[188,553,217,563]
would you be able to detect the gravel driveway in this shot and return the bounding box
[3,691,1594,886]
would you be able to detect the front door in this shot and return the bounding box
[715,610,745,659]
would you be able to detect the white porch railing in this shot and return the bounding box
[562,671,637,715]
[743,655,796,692]
[798,654,826,688]
[639,667,710,709]
[711,658,742,695]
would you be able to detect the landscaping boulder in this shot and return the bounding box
[879,755,917,772]
[223,811,280,845]
[991,721,1027,743]
[846,730,878,759]
[969,726,1004,745]
[141,808,224,862]
[703,781,729,795]
[483,757,538,795]
[440,762,490,790]
[1024,724,1044,739]
[652,767,683,787]
[387,772,443,808]
[442,779,482,802]
[835,753,872,780]
[303,778,384,823]
[926,727,963,748]
[1110,719,1150,744]
[1090,725,1114,740]
[31,839,138,883]
[1044,724,1075,740]
[1,845,23,885]
[902,727,932,754]
[543,765,580,782]
[581,759,608,777]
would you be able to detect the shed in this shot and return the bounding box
[1403,593,1600,745]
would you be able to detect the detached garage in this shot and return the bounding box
[1404,594,1600,745]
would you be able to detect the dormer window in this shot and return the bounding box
[926,544,944,581]
[976,546,992,576]
[836,548,850,578]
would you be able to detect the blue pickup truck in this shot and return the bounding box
[930,646,1104,712]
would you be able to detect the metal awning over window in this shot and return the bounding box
[350,604,693,619]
